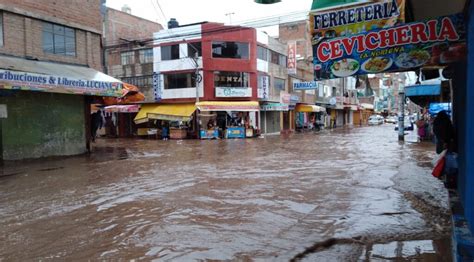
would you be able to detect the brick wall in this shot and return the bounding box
[104,8,162,46]
[279,20,311,60]
[103,8,163,101]
[0,0,102,32]
[0,9,102,70]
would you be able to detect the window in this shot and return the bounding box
[121,51,135,65]
[269,50,287,66]
[274,78,285,90]
[271,51,279,64]
[163,73,196,89]
[42,22,76,56]
[121,75,153,87]
[161,44,180,60]
[139,49,154,63]
[257,46,268,61]
[279,54,287,67]
[214,71,249,87]
[0,12,3,47]
[212,41,249,59]
[187,42,202,58]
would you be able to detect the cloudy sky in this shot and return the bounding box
[106,0,313,36]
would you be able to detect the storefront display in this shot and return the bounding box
[196,101,259,139]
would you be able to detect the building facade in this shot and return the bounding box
[103,7,163,102]
[256,31,289,135]
[0,0,124,160]
[142,22,262,139]
[279,20,361,130]
[103,7,163,137]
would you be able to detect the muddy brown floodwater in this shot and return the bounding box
[0,125,451,261]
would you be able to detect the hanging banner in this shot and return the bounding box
[310,0,405,41]
[313,13,466,80]
[287,42,297,75]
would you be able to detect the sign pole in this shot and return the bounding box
[398,90,405,141]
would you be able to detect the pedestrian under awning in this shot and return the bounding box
[133,103,196,124]
[196,101,260,112]
[295,104,325,112]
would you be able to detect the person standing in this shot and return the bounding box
[432,110,455,154]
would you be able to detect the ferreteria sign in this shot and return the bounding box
[310,0,405,40]
[0,69,123,96]
[313,14,466,80]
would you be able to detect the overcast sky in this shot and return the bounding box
[106,0,313,36]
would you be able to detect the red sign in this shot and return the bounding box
[287,42,297,75]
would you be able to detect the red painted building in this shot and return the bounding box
[133,22,262,139]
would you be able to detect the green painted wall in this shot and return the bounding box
[0,91,86,160]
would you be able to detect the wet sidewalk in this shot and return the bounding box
[0,125,451,261]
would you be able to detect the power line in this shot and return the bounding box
[153,0,197,69]
[104,8,311,47]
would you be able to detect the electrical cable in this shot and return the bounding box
[104,8,312,47]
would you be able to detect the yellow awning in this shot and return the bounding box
[196,101,259,112]
[134,103,196,124]
[295,104,325,112]
[134,104,157,124]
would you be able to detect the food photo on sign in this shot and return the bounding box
[312,13,466,80]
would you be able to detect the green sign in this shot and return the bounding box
[311,0,362,10]
[255,0,281,4]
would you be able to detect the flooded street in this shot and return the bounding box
[0,125,451,261]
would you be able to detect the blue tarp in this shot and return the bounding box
[429,102,451,115]
[405,84,441,97]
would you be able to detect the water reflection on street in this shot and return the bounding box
[0,125,451,261]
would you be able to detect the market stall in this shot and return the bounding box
[196,101,260,139]
[295,104,326,131]
[134,103,196,139]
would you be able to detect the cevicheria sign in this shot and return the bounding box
[313,13,466,80]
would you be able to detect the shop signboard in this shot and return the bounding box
[216,87,252,97]
[153,72,161,101]
[287,42,297,75]
[313,14,466,80]
[293,81,320,90]
[260,103,289,111]
[258,75,269,100]
[310,0,405,41]
[290,94,300,105]
[280,92,291,104]
[0,69,123,96]
[226,127,246,139]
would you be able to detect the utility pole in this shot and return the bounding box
[225,12,235,24]
[398,74,406,141]
[187,42,202,139]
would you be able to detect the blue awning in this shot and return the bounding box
[429,103,451,115]
[405,84,441,97]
